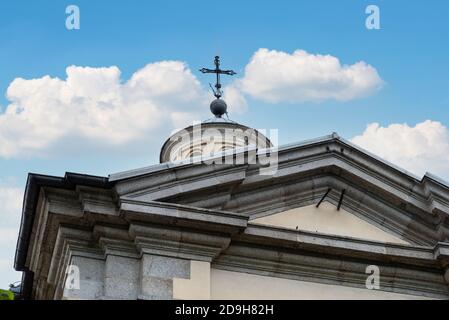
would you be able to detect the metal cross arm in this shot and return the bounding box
[199,56,236,99]
[199,68,236,76]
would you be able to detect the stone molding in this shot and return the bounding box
[44,205,449,299]
[110,134,449,219]
[120,199,248,233]
[107,137,449,246]
[213,243,449,299]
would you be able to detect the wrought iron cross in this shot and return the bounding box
[199,56,236,99]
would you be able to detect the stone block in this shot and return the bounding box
[63,256,105,300]
[104,255,139,299]
[140,254,190,299]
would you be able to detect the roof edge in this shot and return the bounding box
[110,132,449,192]
[14,172,111,299]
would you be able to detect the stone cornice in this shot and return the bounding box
[240,224,444,268]
[36,193,449,300]
[119,199,248,233]
[213,243,449,299]
[110,134,449,218]
[130,223,231,262]
[117,166,247,201]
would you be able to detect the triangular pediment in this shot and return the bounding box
[251,202,410,245]
[110,134,449,246]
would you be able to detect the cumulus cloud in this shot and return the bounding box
[0,61,208,158]
[0,184,23,287]
[351,120,449,180]
[233,48,383,103]
[222,83,248,114]
[0,185,23,225]
[0,50,383,158]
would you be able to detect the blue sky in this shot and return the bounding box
[0,0,449,287]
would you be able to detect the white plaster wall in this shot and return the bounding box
[210,269,429,300]
[173,261,211,300]
[252,202,409,244]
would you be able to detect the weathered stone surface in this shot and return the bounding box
[63,256,104,300]
[104,255,139,299]
[139,254,190,299]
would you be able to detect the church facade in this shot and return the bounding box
[14,131,449,299]
[14,57,449,300]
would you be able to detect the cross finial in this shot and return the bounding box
[199,56,236,99]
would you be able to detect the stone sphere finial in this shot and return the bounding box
[210,98,227,118]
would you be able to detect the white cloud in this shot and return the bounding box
[233,48,383,103]
[0,185,23,288]
[0,185,23,226]
[0,51,385,158]
[351,120,449,180]
[0,61,209,158]
[222,83,248,114]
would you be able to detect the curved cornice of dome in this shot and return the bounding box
[159,120,273,163]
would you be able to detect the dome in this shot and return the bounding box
[159,118,273,163]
